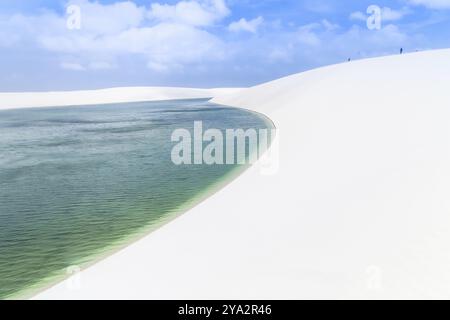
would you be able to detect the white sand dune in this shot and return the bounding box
[33,48,450,299]
[0,87,241,110]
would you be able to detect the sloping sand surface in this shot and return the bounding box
[36,49,450,299]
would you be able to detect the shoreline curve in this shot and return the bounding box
[20,48,450,299]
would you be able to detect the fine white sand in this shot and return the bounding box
[0,87,242,110]
[33,48,450,299]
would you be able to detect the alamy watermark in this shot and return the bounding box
[366,265,383,292]
[367,5,382,30]
[66,265,82,291]
[66,4,82,30]
[171,121,279,175]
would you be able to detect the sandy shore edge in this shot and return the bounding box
[0,87,243,110]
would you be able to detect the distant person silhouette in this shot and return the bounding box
[400,48,403,54]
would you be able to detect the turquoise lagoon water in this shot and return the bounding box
[0,99,271,299]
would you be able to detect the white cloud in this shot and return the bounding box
[303,0,334,13]
[349,11,367,22]
[293,20,339,47]
[382,7,412,20]
[68,0,146,35]
[408,0,450,9]
[0,28,20,47]
[148,0,230,27]
[296,23,322,46]
[228,17,264,33]
[39,22,224,71]
[1,0,229,72]
[350,7,411,23]
[60,62,86,71]
[115,23,224,67]
[89,61,115,70]
[321,19,339,31]
[0,13,61,47]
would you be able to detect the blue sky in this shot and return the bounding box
[1,0,450,91]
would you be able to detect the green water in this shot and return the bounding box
[0,99,271,299]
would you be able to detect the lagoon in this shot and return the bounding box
[0,99,270,299]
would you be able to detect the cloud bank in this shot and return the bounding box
[0,0,447,90]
